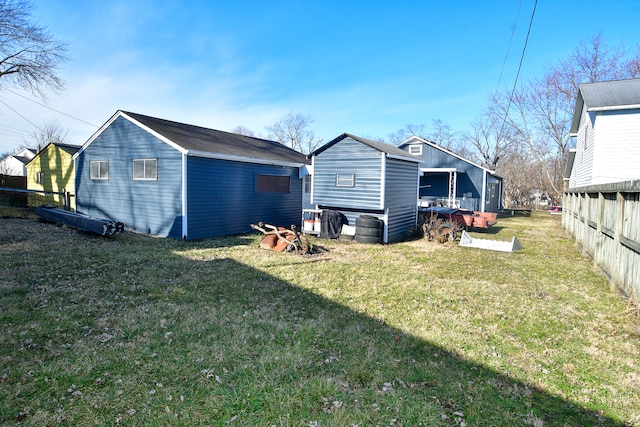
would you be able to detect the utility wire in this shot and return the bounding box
[1,87,99,128]
[498,0,537,139]
[0,97,42,131]
[495,0,524,95]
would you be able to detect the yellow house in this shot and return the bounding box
[26,142,80,210]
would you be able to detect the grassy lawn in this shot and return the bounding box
[1,210,638,426]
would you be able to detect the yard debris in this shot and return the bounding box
[35,206,124,236]
[418,210,464,243]
[459,230,522,252]
[250,222,323,255]
[251,221,326,255]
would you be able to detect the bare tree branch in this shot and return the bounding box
[266,112,321,154]
[27,120,68,151]
[0,0,69,97]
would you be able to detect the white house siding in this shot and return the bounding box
[571,107,596,188]
[0,148,35,176]
[592,108,640,185]
[0,156,26,176]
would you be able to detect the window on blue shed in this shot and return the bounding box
[335,173,355,188]
[408,144,422,155]
[90,160,109,180]
[255,174,290,193]
[133,159,158,180]
[303,175,312,194]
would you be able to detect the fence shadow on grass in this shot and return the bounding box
[0,219,629,426]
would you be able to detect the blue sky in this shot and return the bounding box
[1,0,640,153]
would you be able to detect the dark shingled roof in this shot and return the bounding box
[121,111,309,165]
[311,133,420,162]
[56,143,81,156]
[13,155,33,165]
[571,78,640,133]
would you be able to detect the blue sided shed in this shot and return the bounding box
[398,136,504,212]
[309,133,420,243]
[73,110,309,240]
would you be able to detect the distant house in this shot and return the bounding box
[398,136,503,212]
[309,133,420,243]
[26,142,80,210]
[73,111,309,240]
[0,148,36,176]
[567,78,640,188]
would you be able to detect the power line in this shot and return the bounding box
[495,0,524,95]
[0,97,42,131]
[1,87,99,128]
[498,0,537,139]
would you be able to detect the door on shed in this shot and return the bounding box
[485,182,499,212]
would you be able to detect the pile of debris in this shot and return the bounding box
[417,210,463,243]
[250,222,322,255]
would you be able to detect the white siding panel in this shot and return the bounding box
[592,109,640,185]
[572,108,595,187]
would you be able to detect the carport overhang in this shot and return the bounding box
[419,168,466,208]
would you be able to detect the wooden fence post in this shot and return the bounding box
[612,190,625,291]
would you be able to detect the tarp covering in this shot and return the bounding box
[320,210,347,239]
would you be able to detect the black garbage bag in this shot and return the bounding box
[320,209,347,239]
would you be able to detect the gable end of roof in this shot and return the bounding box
[311,133,420,162]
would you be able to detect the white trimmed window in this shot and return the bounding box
[90,160,109,180]
[408,144,422,155]
[36,171,44,184]
[133,159,158,180]
[336,173,355,188]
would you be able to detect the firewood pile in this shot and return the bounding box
[250,222,322,255]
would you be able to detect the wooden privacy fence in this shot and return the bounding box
[0,174,27,206]
[563,180,640,301]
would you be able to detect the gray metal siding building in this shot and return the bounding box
[311,134,420,243]
[74,111,308,240]
[384,157,420,242]
[74,115,183,237]
[399,136,503,212]
[313,137,383,208]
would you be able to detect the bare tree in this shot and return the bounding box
[386,123,429,146]
[624,44,640,78]
[488,76,570,200]
[495,144,541,208]
[265,112,321,154]
[428,119,456,150]
[231,125,257,137]
[490,33,640,201]
[463,111,514,170]
[385,120,466,155]
[28,120,68,151]
[0,0,69,97]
